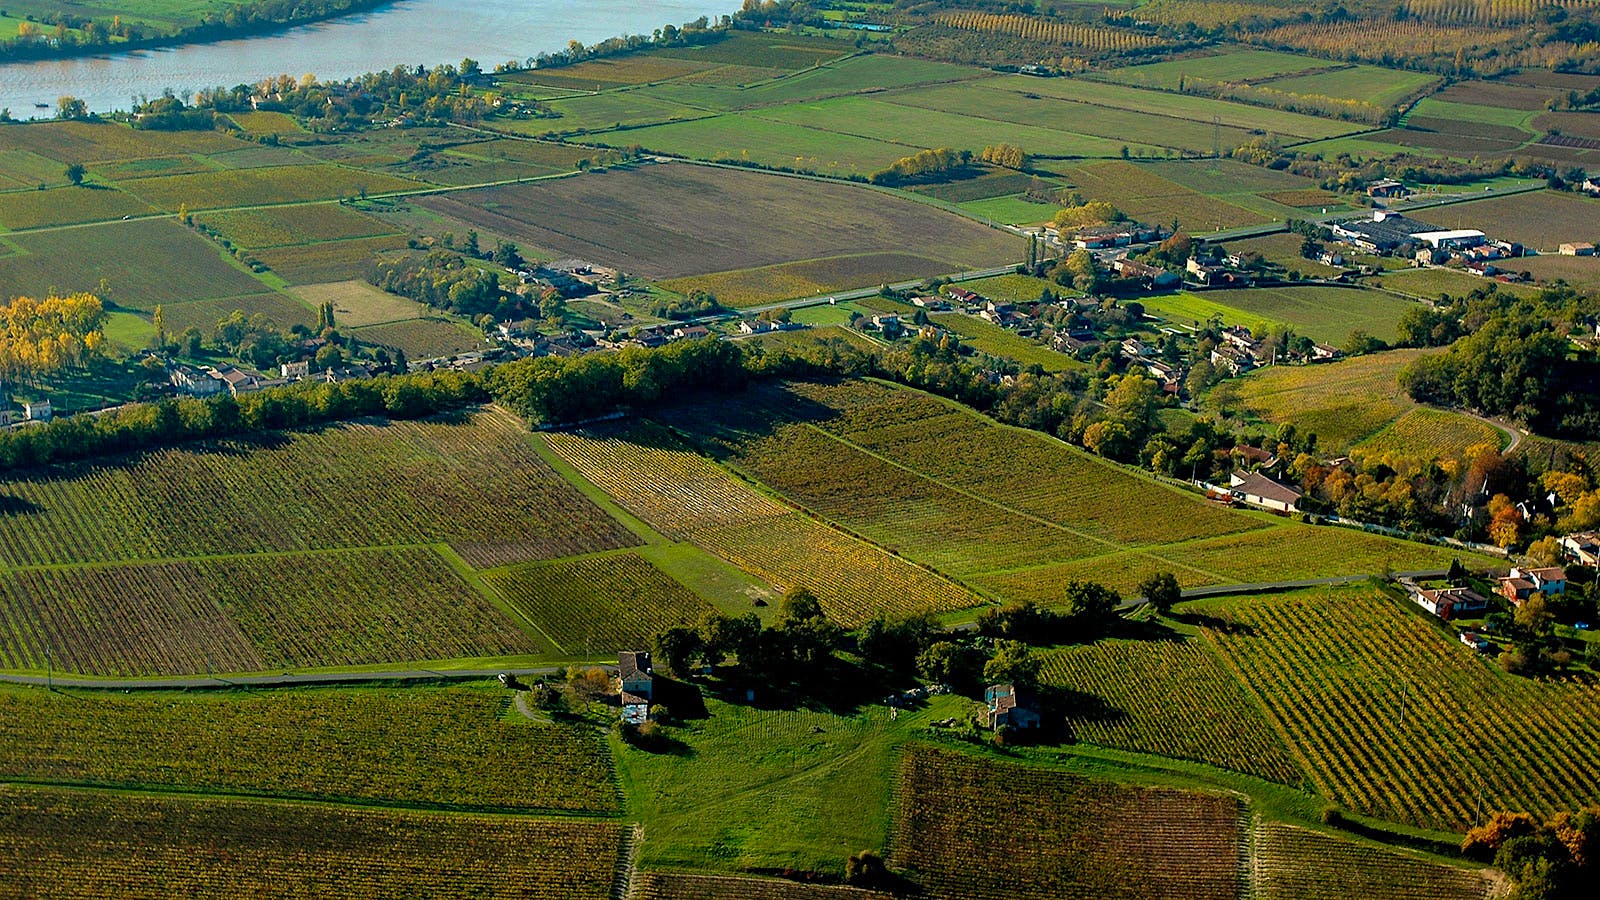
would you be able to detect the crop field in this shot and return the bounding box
[755,95,1134,160]
[200,203,399,249]
[0,120,247,163]
[893,746,1245,900]
[352,317,484,358]
[1155,286,1414,344]
[0,684,618,812]
[658,379,1266,581]
[413,164,1019,280]
[1520,252,1600,290]
[0,548,538,676]
[936,313,1084,371]
[544,424,980,624]
[670,55,984,110]
[119,164,423,212]
[291,280,424,327]
[1235,349,1431,450]
[0,785,623,900]
[1055,161,1268,233]
[1411,190,1599,249]
[1353,408,1505,461]
[541,92,715,134]
[500,55,723,91]
[0,184,157,229]
[660,252,963,308]
[0,410,635,570]
[90,154,218,180]
[947,76,1363,141]
[1268,65,1441,107]
[1379,266,1538,300]
[580,113,914,176]
[634,872,895,900]
[956,273,1059,303]
[1099,48,1335,90]
[1221,233,1344,276]
[227,110,306,135]
[158,292,318,334]
[483,553,713,656]
[910,170,1039,203]
[1041,637,1304,785]
[1255,822,1496,900]
[1199,586,1600,830]
[253,233,411,284]
[0,148,74,187]
[648,30,853,69]
[0,219,266,310]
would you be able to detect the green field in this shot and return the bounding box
[1353,408,1506,462]
[1379,266,1539,300]
[1100,49,1336,90]
[1142,285,1416,344]
[936,312,1084,371]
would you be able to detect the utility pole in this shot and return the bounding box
[45,644,52,692]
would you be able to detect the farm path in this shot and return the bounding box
[1466,412,1521,453]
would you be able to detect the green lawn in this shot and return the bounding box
[1268,66,1440,108]
[1143,286,1416,344]
[1098,49,1332,90]
[575,113,909,176]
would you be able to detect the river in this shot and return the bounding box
[0,0,737,117]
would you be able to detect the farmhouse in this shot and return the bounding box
[871,314,904,336]
[983,683,1041,731]
[1560,532,1600,567]
[20,399,51,422]
[1560,242,1596,257]
[169,364,225,397]
[1210,345,1255,376]
[280,360,311,379]
[1229,471,1302,513]
[1112,257,1180,288]
[1311,343,1343,362]
[618,651,653,700]
[1410,584,1488,621]
[947,286,981,305]
[740,319,779,335]
[1052,332,1100,353]
[1498,566,1567,605]
[911,295,951,310]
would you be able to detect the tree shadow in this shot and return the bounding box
[1171,610,1257,636]
[0,494,40,516]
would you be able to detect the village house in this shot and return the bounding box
[1112,257,1180,289]
[20,399,51,422]
[1498,566,1567,606]
[1052,332,1100,354]
[740,319,779,335]
[983,683,1041,731]
[618,650,653,725]
[1410,584,1488,621]
[1310,343,1343,362]
[1583,178,1600,197]
[1228,471,1302,513]
[280,360,311,380]
[672,325,710,341]
[1144,359,1182,391]
[911,295,951,310]
[630,327,669,349]
[1120,337,1155,359]
[871,314,904,336]
[1560,532,1600,567]
[1210,345,1255,376]
[946,286,981,306]
[169,363,225,397]
[1560,242,1596,257]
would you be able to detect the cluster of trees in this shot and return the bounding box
[650,289,725,320]
[1051,201,1122,229]
[0,0,389,61]
[869,147,972,185]
[1463,807,1599,900]
[527,15,726,70]
[484,337,746,425]
[0,369,484,470]
[130,93,216,131]
[366,251,527,320]
[1398,285,1600,436]
[650,588,846,686]
[979,143,1029,169]
[0,293,106,386]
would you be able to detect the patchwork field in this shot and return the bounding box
[1234,348,1432,450]
[1199,586,1600,830]
[0,184,156,228]
[252,232,411,284]
[0,784,624,900]
[0,219,266,309]
[0,684,618,812]
[118,164,423,211]
[413,164,1020,281]
[351,317,484,358]
[1352,408,1506,462]
[544,423,980,625]
[1143,286,1415,344]
[1054,160,1271,233]
[893,746,1245,900]
[660,252,961,308]
[291,280,424,327]
[0,410,639,676]
[200,203,399,249]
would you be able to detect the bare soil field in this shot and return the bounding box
[1412,190,1599,249]
[413,163,1020,279]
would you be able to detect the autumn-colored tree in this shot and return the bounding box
[0,292,107,386]
[1463,811,1539,860]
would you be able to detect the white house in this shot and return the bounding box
[1229,471,1302,513]
[1560,532,1600,567]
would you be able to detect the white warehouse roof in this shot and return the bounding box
[1412,229,1485,246]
